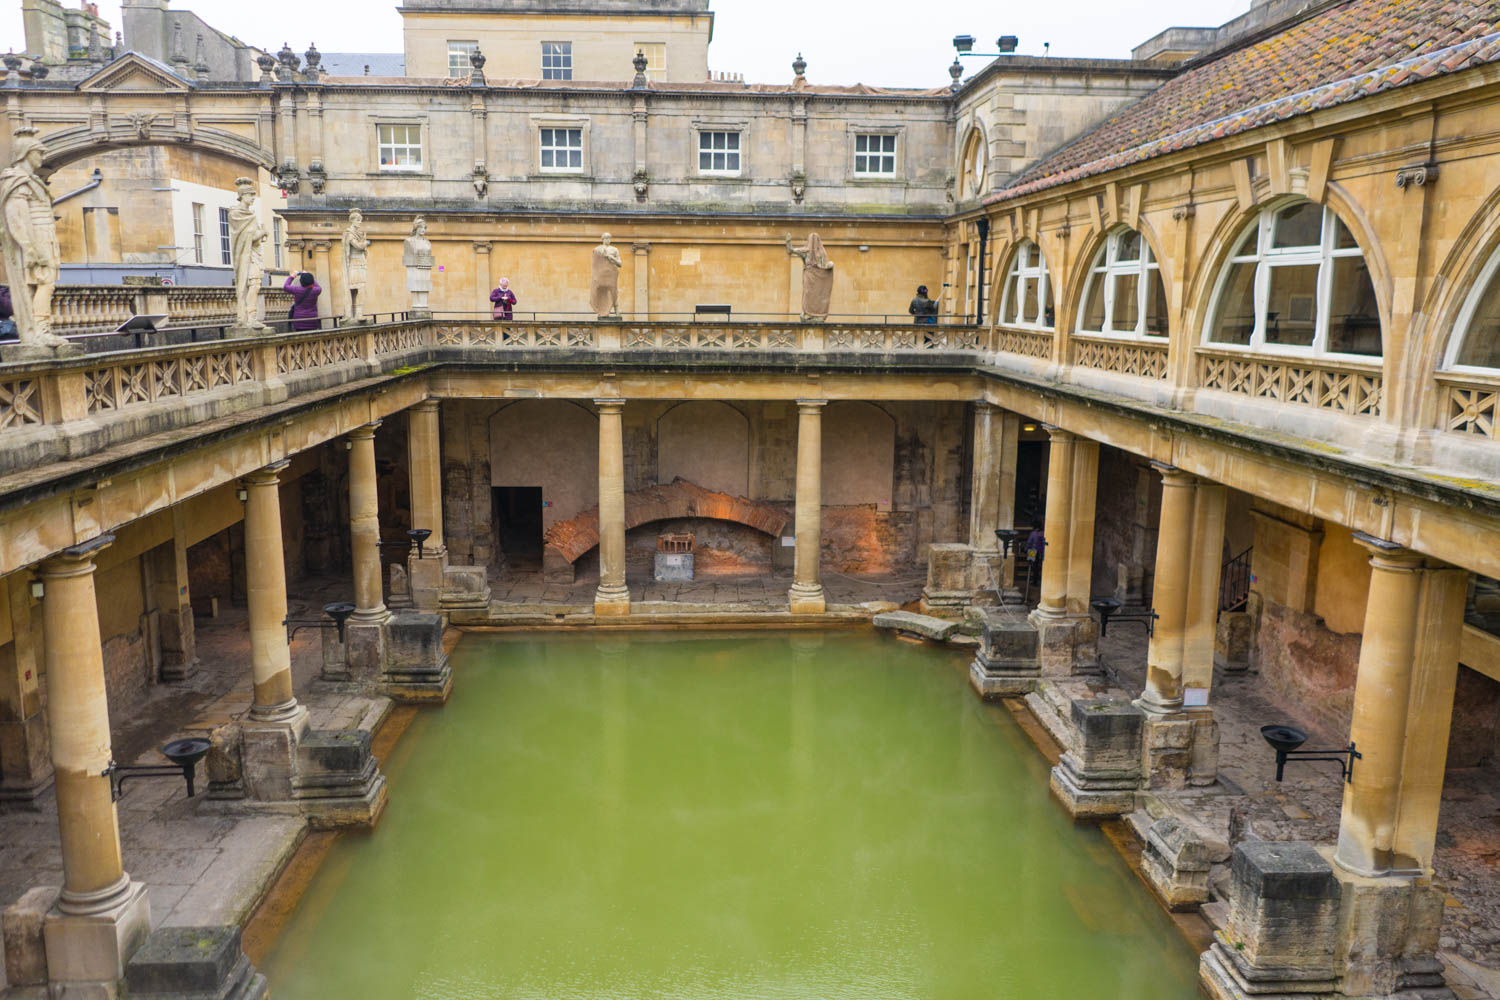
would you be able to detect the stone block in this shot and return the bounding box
[292,730,388,830]
[1048,698,1143,820]
[968,615,1039,698]
[3,886,60,987]
[1029,612,1100,677]
[203,722,244,800]
[344,619,387,684]
[654,551,694,582]
[319,628,349,683]
[125,926,268,1000]
[0,712,53,804]
[383,613,451,704]
[42,879,151,991]
[543,548,575,585]
[1333,867,1449,998]
[921,543,972,608]
[873,611,958,642]
[441,564,491,610]
[1142,817,1215,910]
[240,709,307,802]
[1199,841,1340,999]
[1142,709,1219,790]
[1215,610,1253,672]
[407,554,445,610]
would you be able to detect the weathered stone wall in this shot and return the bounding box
[1250,594,1361,737]
[1448,665,1500,768]
[1090,446,1159,602]
[94,556,151,711]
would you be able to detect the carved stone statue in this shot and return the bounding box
[403,217,434,314]
[228,177,269,333]
[589,232,622,318]
[0,127,79,357]
[341,209,369,323]
[787,232,835,321]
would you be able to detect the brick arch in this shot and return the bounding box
[543,478,788,566]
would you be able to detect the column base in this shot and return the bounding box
[1141,816,1215,910]
[344,615,391,683]
[157,657,200,683]
[1136,702,1220,789]
[1027,609,1100,676]
[407,551,447,612]
[126,925,268,1000]
[594,583,631,618]
[968,614,1039,698]
[0,713,55,806]
[240,704,310,802]
[382,613,452,705]
[922,542,974,610]
[439,563,492,611]
[787,583,826,615]
[1047,696,1144,821]
[43,877,151,997]
[292,730,389,829]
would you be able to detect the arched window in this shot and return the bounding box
[1445,247,1500,370]
[960,129,986,201]
[999,240,1053,330]
[1205,201,1380,357]
[1078,229,1168,338]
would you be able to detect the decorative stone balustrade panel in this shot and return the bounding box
[1439,377,1500,438]
[428,322,985,353]
[1073,336,1168,380]
[624,324,799,350]
[49,285,294,335]
[434,324,597,349]
[0,377,43,428]
[374,327,428,354]
[1198,351,1383,418]
[84,347,256,414]
[276,335,361,374]
[825,326,983,351]
[994,327,1055,361]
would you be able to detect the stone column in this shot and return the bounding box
[594,400,630,617]
[406,401,447,611]
[1140,466,1196,712]
[474,242,492,315]
[968,402,1002,598]
[0,572,50,802]
[788,400,827,614]
[1182,483,1227,698]
[1063,439,1099,620]
[39,536,151,989]
[633,242,650,319]
[346,423,389,675]
[1334,537,1467,879]
[154,507,197,681]
[311,241,332,324]
[1033,426,1074,619]
[996,411,1020,591]
[242,461,300,722]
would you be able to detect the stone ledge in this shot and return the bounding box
[872,611,959,641]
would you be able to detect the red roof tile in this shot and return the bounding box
[988,0,1500,202]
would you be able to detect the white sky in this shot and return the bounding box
[0,0,1252,88]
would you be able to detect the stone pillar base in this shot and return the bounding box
[595,583,632,618]
[1047,697,1143,820]
[968,615,1039,698]
[1027,610,1100,677]
[787,583,826,615]
[344,616,389,683]
[407,552,446,611]
[292,730,389,829]
[1139,704,1220,789]
[126,925,268,1000]
[319,627,350,683]
[0,713,54,805]
[1332,864,1450,999]
[240,706,310,802]
[383,612,451,705]
[157,658,200,683]
[439,564,491,611]
[1141,817,1215,910]
[922,543,974,610]
[1216,610,1254,673]
[42,878,151,998]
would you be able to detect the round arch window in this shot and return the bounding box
[1204,201,1381,358]
[1444,245,1500,370]
[998,240,1053,330]
[1078,228,1168,338]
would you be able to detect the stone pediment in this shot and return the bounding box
[77,53,193,93]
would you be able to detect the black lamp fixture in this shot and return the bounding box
[284,601,357,643]
[102,737,211,802]
[1261,725,1361,783]
[378,527,433,559]
[953,34,1023,59]
[994,527,1028,559]
[1091,597,1159,636]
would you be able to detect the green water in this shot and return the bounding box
[264,631,1201,999]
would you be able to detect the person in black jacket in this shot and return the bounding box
[908,285,939,325]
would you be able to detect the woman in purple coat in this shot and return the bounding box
[489,277,517,321]
[284,271,322,331]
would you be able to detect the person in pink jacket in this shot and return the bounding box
[283,271,322,331]
[490,277,517,320]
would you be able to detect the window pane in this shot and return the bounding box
[1144,270,1168,336]
[541,149,554,168]
[881,135,895,153]
[1456,270,1500,368]
[1006,280,1021,323]
[1333,215,1359,250]
[1080,273,1105,332]
[855,155,867,173]
[856,135,869,153]
[1210,260,1257,346]
[1115,230,1141,262]
[1326,256,1381,356]
[568,149,581,168]
[1272,202,1321,249]
[699,151,711,170]
[1111,272,1140,332]
[1265,264,1318,347]
[1022,277,1039,324]
[727,133,739,150]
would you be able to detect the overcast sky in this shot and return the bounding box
[1,0,1252,88]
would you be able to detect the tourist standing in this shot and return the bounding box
[908,285,938,325]
[284,271,322,331]
[0,285,14,339]
[490,277,517,320]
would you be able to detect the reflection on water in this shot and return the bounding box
[264,631,1201,1000]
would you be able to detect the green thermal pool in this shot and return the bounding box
[264,631,1201,999]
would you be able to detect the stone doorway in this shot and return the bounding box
[494,487,544,572]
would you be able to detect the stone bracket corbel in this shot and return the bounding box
[1395,162,1438,189]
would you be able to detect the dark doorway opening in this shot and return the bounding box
[1016,441,1045,529]
[495,487,544,571]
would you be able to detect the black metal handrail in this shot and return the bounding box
[1220,546,1253,614]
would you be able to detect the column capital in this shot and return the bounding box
[1352,532,1426,569]
[243,459,290,488]
[795,398,828,413]
[42,533,115,576]
[348,421,381,441]
[973,400,1000,414]
[311,241,331,253]
[632,242,651,254]
[411,399,441,414]
[594,398,626,412]
[473,241,492,254]
[1041,423,1072,442]
[1152,462,1196,486]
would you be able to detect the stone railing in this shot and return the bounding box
[1197,350,1383,418]
[1073,335,1169,380]
[50,285,292,336]
[993,326,1055,361]
[1437,373,1500,438]
[429,320,986,354]
[0,374,44,429]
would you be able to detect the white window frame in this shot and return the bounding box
[634,41,666,82]
[998,240,1054,331]
[447,40,478,78]
[539,126,583,174]
[272,217,284,270]
[853,132,898,177]
[1442,245,1500,373]
[217,206,232,266]
[1203,202,1376,360]
[1077,229,1166,339]
[377,123,424,172]
[191,202,204,264]
[541,41,572,81]
[697,130,742,177]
